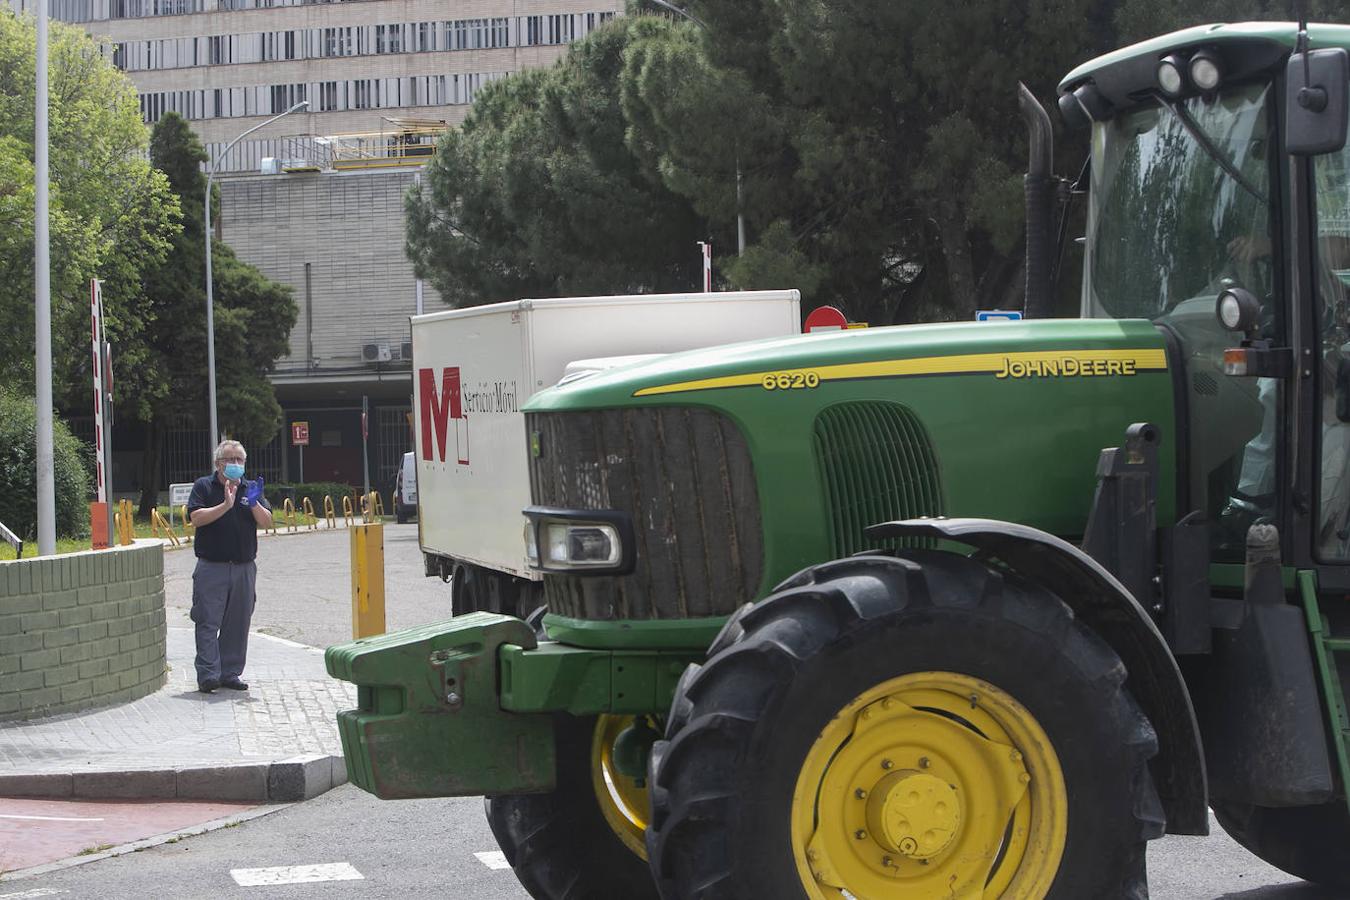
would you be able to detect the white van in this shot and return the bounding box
[394,450,417,523]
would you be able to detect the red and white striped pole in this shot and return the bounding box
[90,279,113,547]
[697,241,712,292]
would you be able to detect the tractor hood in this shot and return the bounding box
[525,317,1169,413]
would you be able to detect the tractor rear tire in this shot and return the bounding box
[486,714,659,900]
[646,550,1165,899]
[1212,799,1350,889]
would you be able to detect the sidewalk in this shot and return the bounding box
[0,622,355,802]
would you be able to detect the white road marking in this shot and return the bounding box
[229,862,364,886]
[474,851,511,870]
[0,814,104,822]
[250,631,323,653]
[0,889,67,899]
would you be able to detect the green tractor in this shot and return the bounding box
[327,20,1350,898]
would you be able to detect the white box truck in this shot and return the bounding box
[410,290,801,616]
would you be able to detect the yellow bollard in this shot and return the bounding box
[116,499,134,546]
[342,495,355,527]
[283,498,297,533]
[323,495,336,528]
[180,505,194,541]
[350,521,386,639]
[373,491,385,518]
[150,508,180,547]
[302,497,317,530]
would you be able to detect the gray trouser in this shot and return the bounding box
[191,559,257,684]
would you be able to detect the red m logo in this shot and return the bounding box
[419,367,466,463]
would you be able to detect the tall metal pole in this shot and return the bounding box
[34,0,55,556]
[205,100,309,453]
[204,159,219,451]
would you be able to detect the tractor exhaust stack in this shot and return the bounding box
[1019,82,1055,319]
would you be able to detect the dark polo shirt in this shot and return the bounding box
[187,473,271,563]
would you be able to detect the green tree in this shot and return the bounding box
[131,113,296,515]
[624,0,1344,322]
[0,12,178,404]
[0,388,92,540]
[406,15,704,307]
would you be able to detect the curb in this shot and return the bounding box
[0,753,346,803]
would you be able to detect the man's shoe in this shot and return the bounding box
[221,678,249,691]
[198,679,220,693]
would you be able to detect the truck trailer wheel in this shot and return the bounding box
[486,713,659,900]
[1212,800,1350,889]
[646,551,1164,899]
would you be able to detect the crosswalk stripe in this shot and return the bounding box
[230,862,364,886]
[474,850,510,870]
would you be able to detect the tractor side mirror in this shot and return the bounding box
[1285,47,1349,156]
[1337,357,1350,422]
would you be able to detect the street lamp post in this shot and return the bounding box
[645,0,745,256]
[204,100,309,450]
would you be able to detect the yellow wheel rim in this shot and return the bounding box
[790,671,1067,898]
[591,714,651,860]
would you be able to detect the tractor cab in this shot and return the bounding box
[1062,24,1350,570]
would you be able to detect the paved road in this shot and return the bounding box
[162,522,452,650]
[10,524,1330,898]
[2,787,1330,899]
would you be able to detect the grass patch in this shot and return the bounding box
[78,843,115,856]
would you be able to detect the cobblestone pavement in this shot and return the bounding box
[0,623,353,775]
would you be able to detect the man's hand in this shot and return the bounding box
[1228,235,1272,264]
[223,480,238,507]
[240,476,265,508]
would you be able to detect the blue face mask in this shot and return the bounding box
[223,463,245,481]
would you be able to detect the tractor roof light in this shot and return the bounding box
[1189,49,1223,92]
[1157,55,1186,96]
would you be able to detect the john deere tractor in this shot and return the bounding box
[327,20,1350,898]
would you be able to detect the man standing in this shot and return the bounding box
[187,439,272,693]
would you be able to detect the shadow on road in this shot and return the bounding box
[1220,885,1340,899]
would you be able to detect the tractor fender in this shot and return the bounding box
[867,517,1209,836]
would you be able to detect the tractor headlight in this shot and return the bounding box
[524,521,539,566]
[524,507,635,575]
[1216,286,1260,334]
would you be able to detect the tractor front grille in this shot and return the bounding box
[813,401,944,556]
[527,408,762,620]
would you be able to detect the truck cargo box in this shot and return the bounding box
[411,290,801,580]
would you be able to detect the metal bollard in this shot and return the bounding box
[350,521,386,639]
[342,495,355,527]
[324,495,336,528]
[302,496,317,530]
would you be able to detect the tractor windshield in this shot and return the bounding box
[1084,82,1277,553]
[1084,82,1276,322]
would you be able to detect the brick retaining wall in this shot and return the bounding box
[0,541,166,722]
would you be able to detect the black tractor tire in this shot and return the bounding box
[486,714,660,900]
[646,550,1165,899]
[1212,799,1350,889]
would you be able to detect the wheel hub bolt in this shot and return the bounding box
[918,756,930,769]
[854,829,866,840]
[882,855,893,867]
[881,758,893,770]
[855,788,867,799]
